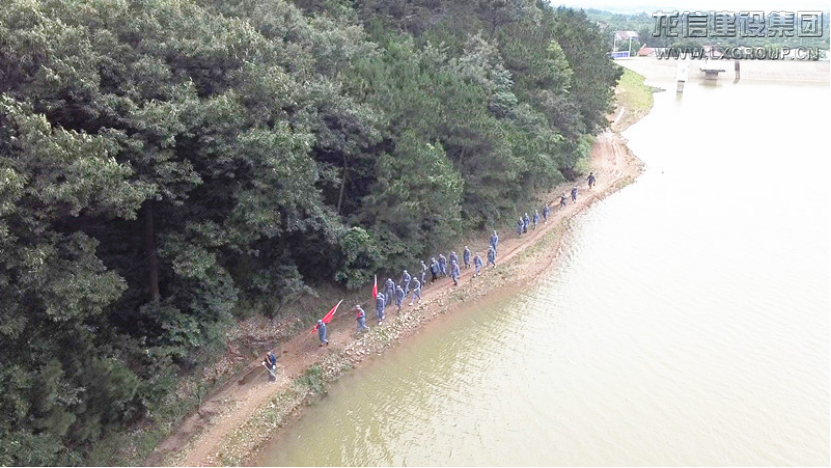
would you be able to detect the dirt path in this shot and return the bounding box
[145,129,642,467]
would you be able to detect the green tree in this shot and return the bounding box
[362,131,463,268]
[551,7,623,133]
[0,0,621,463]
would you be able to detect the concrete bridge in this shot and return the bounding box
[699,64,726,80]
[614,58,829,84]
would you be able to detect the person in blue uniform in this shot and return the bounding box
[317,320,329,346]
[376,292,386,323]
[490,230,499,255]
[401,269,411,296]
[385,277,395,302]
[356,305,369,332]
[264,352,278,381]
[395,285,405,312]
[409,278,422,306]
[450,259,460,286]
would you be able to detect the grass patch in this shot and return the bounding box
[294,366,326,395]
[616,68,656,114]
[612,68,662,131]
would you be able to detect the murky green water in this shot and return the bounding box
[258,80,830,466]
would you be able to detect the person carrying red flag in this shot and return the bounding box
[311,300,342,345]
[376,292,386,323]
[316,320,328,346]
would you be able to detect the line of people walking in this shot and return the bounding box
[517,173,596,237]
[277,174,600,370]
[370,231,499,327]
[361,173,596,333]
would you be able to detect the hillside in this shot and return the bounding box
[0,0,621,464]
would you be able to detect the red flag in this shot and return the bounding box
[322,299,341,324]
[311,300,343,334]
[372,275,378,299]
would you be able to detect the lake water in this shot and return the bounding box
[257,79,830,466]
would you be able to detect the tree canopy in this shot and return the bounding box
[0,0,620,464]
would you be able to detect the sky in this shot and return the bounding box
[555,1,831,14]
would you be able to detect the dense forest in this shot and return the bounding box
[0,0,620,464]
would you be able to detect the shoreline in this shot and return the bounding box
[246,135,642,467]
[145,81,651,468]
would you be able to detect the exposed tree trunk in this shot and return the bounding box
[337,154,348,215]
[144,200,161,303]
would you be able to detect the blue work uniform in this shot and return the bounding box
[463,247,471,268]
[439,255,448,276]
[450,260,460,286]
[474,254,483,275]
[430,258,440,282]
[317,321,328,345]
[266,352,278,381]
[356,306,369,332]
[487,247,496,267]
[395,285,405,310]
[401,270,411,295]
[376,293,386,322]
[490,231,499,255]
[571,187,578,201]
[533,211,540,229]
[543,205,550,221]
[409,278,422,305]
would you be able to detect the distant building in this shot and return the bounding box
[613,30,639,53]
[615,30,639,42]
